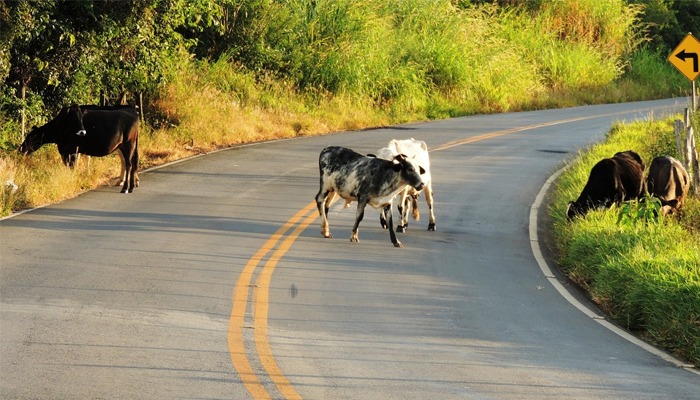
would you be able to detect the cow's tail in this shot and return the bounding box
[133,128,140,188]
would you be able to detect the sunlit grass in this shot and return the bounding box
[551,115,700,365]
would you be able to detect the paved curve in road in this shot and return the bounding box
[1,98,698,399]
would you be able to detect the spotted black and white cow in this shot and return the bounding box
[567,150,645,219]
[315,146,425,247]
[375,138,435,232]
[647,156,690,216]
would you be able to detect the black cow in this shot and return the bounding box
[80,105,140,189]
[315,146,425,247]
[567,150,645,219]
[647,156,690,216]
[19,104,140,193]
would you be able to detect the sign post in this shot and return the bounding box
[668,32,699,109]
[669,33,700,195]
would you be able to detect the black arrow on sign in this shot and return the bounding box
[676,49,699,72]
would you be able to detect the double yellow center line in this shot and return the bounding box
[228,201,318,400]
[226,106,661,399]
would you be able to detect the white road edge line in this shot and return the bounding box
[529,165,699,375]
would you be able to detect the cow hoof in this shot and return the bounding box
[380,222,388,230]
[393,241,403,248]
[428,223,436,231]
[350,238,359,243]
[322,233,333,239]
[397,225,406,233]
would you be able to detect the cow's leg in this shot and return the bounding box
[315,188,333,238]
[324,192,338,215]
[62,151,78,168]
[120,149,132,193]
[117,151,127,186]
[397,191,407,232]
[424,183,436,231]
[61,153,71,167]
[379,207,388,229]
[350,200,368,242]
[394,188,411,233]
[384,203,403,248]
[116,151,139,187]
[128,144,139,192]
[411,193,420,220]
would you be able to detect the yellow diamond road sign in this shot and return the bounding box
[669,33,700,81]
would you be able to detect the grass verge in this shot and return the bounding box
[550,114,700,365]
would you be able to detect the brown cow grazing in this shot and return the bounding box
[19,104,140,193]
[567,150,646,219]
[646,156,690,216]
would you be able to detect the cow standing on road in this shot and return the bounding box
[647,156,690,216]
[375,138,436,232]
[567,150,646,219]
[19,104,140,193]
[315,146,425,247]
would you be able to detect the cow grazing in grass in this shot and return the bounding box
[647,156,690,216]
[567,150,645,219]
[19,104,140,193]
[376,138,435,232]
[315,146,425,247]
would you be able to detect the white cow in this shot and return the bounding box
[377,138,436,232]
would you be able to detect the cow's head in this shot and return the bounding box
[566,201,587,220]
[18,104,86,155]
[18,126,44,155]
[659,199,680,217]
[394,154,425,191]
[567,198,610,220]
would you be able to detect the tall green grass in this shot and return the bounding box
[551,116,700,365]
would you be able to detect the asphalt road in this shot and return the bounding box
[1,98,698,399]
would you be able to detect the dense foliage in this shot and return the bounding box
[1,0,695,133]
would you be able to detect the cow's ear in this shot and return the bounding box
[419,166,426,175]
